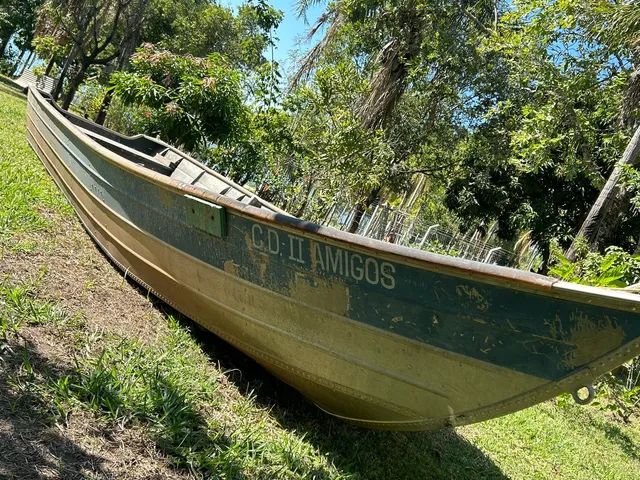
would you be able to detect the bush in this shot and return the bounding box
[549,244,640,288]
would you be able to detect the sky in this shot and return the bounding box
[223,0,326,71]
[12,1,325,75]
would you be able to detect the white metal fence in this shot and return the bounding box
[323,202,518,267]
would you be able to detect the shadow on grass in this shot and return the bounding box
[90,251,510,479]
[0,331,251,479]
[590,417,640,462]
[165,307,510,480]
[0,339,108,479]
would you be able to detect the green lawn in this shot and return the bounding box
[0,88,638,479]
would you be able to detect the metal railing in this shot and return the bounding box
[323,202,517,267]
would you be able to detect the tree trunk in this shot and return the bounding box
[26,51,37,70]
[11,47,28,76]
[347,186,381,234]
[18,51,35,76]
[44,56,56,76]
[566,124,640,260]
[52,44,79,100]
[62,60,89,109]
[95,4,145,125]
[294,179,314,217]
[94,89,113,125]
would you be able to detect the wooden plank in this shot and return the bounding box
[194,172,231,194]
[170,159,204,183]
[184,194,226,237]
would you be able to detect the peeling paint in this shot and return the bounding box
[456,285,490,311]
[562,312,625,368]
[223,259,239,276]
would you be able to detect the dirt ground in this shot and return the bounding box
[0,214,197,479]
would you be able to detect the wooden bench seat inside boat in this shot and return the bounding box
[78,127,177,175]
[167,154,263,207]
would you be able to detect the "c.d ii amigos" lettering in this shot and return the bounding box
[251,224,396,290]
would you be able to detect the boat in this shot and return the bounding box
[25,86,640,431]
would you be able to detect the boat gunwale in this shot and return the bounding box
[38,90,289,215]
[27,87,640,313]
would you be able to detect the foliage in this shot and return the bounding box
[622,164,640,213]
[594,365,640,423]
[141,0,282,69]
[422,240,461,258]
[111,44,247,151]
[549,244,640,288]
[284,61,394,207]
[288,0,496,223]
[0,280,67,354]
[73,79,107,118]
[444,0,638,263]
[0,0,43,55]
[30,33,67,70]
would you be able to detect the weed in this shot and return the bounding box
[0,280,69,352]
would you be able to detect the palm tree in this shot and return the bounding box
[293,0,496,233]
[566,1,640,259]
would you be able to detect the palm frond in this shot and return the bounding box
[598,1,640,50]
[295,0,327,21]
[290,9,342,88]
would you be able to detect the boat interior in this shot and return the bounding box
[38,90,279,213]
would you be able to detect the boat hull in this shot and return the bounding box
[25,88,640,430]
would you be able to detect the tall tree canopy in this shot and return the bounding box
[443,0,640,262]
[287,0,497,231]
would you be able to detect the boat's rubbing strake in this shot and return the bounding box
[26,89,640,390]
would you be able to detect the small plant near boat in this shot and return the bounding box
[592,365,640,423]
[549,243,640,288]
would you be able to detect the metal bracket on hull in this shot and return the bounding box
[185,194,227,237]
[572,385,596,405]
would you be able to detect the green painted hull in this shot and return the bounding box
[25,87,640,430]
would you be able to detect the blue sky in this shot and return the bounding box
[12,1,325,74]
[223,0,326,71]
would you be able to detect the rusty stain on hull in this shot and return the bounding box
[562,313,625,369]
[24,87,640,431]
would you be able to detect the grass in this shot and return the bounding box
[0,74,27,99]
[45,319,343,479]
[0,89,71,251]
[462,400,640,479]
[0,88,639,479]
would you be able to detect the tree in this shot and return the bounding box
[566,0,640,259]
[0,0,43,65]
[444,0,638,265]
[43,0,150,108]
[140,0,281,70]
[293,0,497,233]
[111,44,247,151]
